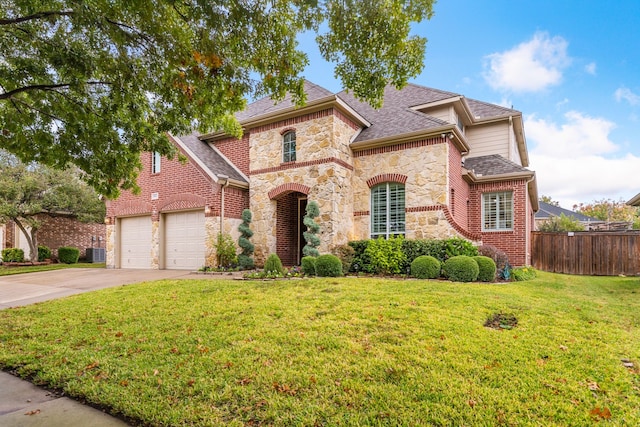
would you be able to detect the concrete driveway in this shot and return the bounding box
[0,268,194,309]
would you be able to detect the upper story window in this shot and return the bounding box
[482,191,513,231]
[282,131,296,163]
[371,183,405,239]
[151,152,161,174]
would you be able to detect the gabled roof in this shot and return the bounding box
[627,192,640,206]
[236,81,334,122]
[173,133,248,186]
[464,154,531,177]
[535,201,601,222]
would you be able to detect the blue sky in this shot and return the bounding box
[297,0,640,209]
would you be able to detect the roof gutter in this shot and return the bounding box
[350,124,470,154]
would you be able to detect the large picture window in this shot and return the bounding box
[371,183,405,238]
[283,131,296,163]
[482,191,513,231]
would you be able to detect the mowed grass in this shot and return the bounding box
[1,272,639,426]
[0,262,105,276]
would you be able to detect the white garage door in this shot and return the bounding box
[120,216,152,269]
[164,210,205,270]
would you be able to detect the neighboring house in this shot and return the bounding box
[2,216,105,261]
[535,201,603,230]
[627,193,640,207]
[105,81,538,270]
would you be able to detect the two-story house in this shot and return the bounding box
[105,81,538,270]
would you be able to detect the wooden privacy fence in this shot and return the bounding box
[531,231,640,276]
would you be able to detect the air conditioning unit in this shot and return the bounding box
[86,248,106,263]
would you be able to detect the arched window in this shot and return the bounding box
[283,131,296,163]
[371,183,405,238]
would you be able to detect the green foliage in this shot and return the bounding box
[237,209,255,270]
[0,153,105,261]
[302,201,321,258]
[0,1,434,197]
[473,256,497,282]
[443,255,479,283]
[315,254,343,277]
[512,266,537,282]
[331,244,355,274]
[348,240,372,273]
[364,236,406,275]
[58,246,80,264]
[38,245,52,262]
[575,198,638,222]
[410,255,441,279]
[215,233,237,268]
[301,256,316,276]
[263,254,284,276]
[401,238,447,267]
[538,213,585,232]
[443,237,478,259]
[1,248,24,263]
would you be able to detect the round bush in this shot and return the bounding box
[58,246,80,264]
[301,256,316,276]
[410,255,441,279]
[315,254,343,277]
[38,245,52,262]
[443,255,479,282]
[473,255,497,282]
[263,253,284,275]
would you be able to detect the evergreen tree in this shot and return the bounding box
[237,209,255,270]
[303,201,321,257]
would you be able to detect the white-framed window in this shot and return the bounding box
[283,131,296,163]
[151,152,161,174]
[482,191,513,231]
[371,183,405,238]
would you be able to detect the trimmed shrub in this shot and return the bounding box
[443,255,479,282]
[315,254,343,277]
[364,236,406,275]
[473,256,497,282]
[512,266,537,281]
[331,244,355,274]
[302,201,321,257]
[410,255,441,279]
[58,246,80,264]
[401,239,446,269]
[301,256,316,276]
[263,253,284,276]
[38,245,52,262]
[2,248,24,263]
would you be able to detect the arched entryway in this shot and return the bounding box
[269,183,311,266]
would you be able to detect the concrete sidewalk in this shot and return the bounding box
[0,268,197,426]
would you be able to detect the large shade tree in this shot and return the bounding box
[0,152,106,261]
[0,0,435,198]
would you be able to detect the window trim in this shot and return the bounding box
[282,131,296,163]
[370,182,406,239]
[481,191,514,232]
[151,152,161,174]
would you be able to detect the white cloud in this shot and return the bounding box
[614,87,640,105]
[483,32,570,93]
[526,112,639,208]
[584,62,597,75]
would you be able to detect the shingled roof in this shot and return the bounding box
[175,133,247,184]
[535,201,601,222]
[464,154,532,177]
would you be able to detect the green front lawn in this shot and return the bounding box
[0,262,105,276]
[1,272,639,426]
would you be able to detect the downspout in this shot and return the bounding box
[217,175,230,233]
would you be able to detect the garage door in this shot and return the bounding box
[164,210,205,270]
[120,216,152,269]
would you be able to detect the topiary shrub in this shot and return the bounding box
[263,253,284,276]
[58,246,80,264]
[315,254,343,277]
[443,255,479,282]
[2,248,24,263]
[237,209,255,270]
[38,245,51,262]
[473,255,497,282]
[410,255,441,279]
[301,256,316,276]
[302,201,321,257]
